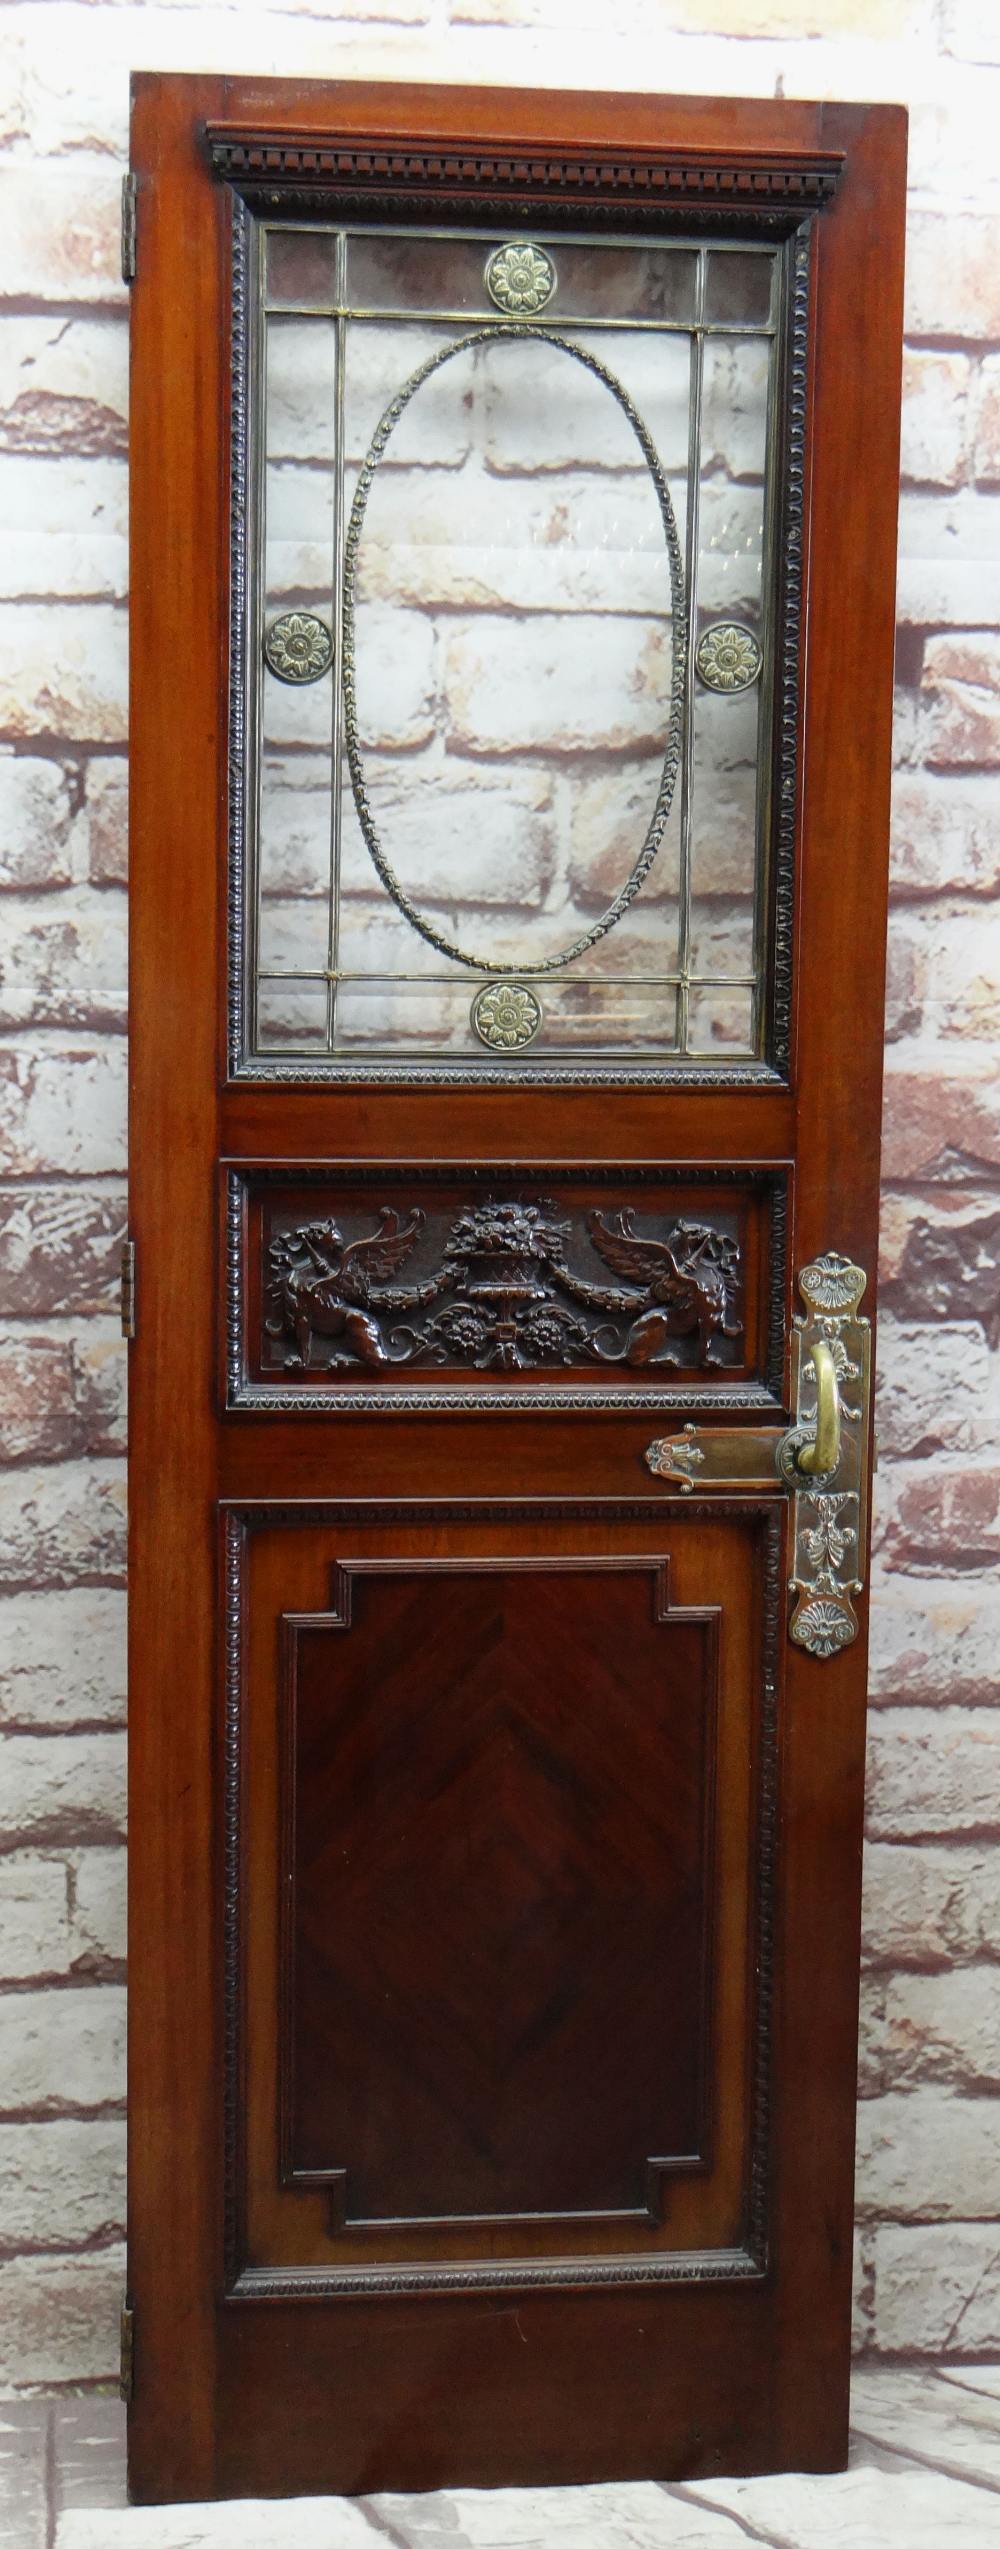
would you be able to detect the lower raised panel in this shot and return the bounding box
[224,1499,781,2294]
[283,1558,716,2227]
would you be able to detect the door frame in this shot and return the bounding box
[127,75,906,2499]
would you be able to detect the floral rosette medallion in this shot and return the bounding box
[485,240,557,316]
[695,622,763,695]
[264,611,334,685]
[471,982,543,1051]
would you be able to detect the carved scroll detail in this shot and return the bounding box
[263,1198,744,1379]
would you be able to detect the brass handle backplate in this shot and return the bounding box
[645,1253,871,1660]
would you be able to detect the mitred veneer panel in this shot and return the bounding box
[283,1560,716,2225]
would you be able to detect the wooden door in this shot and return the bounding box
[126,76,906,2503]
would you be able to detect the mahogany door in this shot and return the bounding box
[126,76,905,2503]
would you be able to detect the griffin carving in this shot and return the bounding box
[264,1210,425,1371]
[262,1197,746,1378]
[585,1211,743,1366]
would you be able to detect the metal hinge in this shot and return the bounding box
[121,173,137,284]
[119,2302,135,2404]
[120,1239,136,1340]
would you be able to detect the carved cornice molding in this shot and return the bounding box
[205,122,844,229]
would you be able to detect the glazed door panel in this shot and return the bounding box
[127,75,906,2502]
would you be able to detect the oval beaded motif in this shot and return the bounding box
[341,326,687,985]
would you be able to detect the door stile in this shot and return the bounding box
[766,103,907,2456]
[127,73,233,2500]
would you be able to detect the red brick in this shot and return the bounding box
[0,1459,125,1591]
[922,635,1000,768]
[878,1184,1000,1328]
[0,755,74,890]
[857,2092,1000,2221]
[0,1588,125,1729]
[900,350,972,489]
[881,1056,1000,1180]
[870,2225,1000,2355]
[0,2249,123,2387]
[861,1966,1000,2094]
[0,1336,76,1463]
[0,603,126,746]
[0,1328,123,1465]
[80,759,127,886]
[0,1044,125,1177]
[869,1580,1000,1705]
[0,1183,123,1316]
[0,2118,124,2249]
[866,1706,1000,1838]
[890,774,1000,897]
[0,317,128,460]
[974,354,1000,484]
[863,1840,1000,1964]
[905,211,1000,341]
[0,167,122,307]
[877,1464,1000,1572]
[0,892,127,1030]
[875,1315,988,1456]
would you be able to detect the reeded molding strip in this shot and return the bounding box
[205,123,844,221]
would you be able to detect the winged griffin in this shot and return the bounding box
[265,1209,426,1371]
[584,1210,743,1367]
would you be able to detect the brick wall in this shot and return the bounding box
[0,0,997,2388]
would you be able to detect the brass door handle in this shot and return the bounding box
[645,1253,871,1660]
[783,1339,840,1480]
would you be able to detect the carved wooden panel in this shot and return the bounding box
[282,1559,716,2228]
[226,1498,780,2295]
[226,1164,788,1412]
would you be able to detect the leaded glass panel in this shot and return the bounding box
[241,225,781,1072]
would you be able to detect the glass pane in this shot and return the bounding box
[703,252,774,329]
[345,233,698,325]
[267,227,338,308]
[247,228,781,1071]
[259,315,337,1002]
[688,333,771,1003]
[257,980,329,1050]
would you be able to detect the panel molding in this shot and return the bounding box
[769,223,812,1075]
[224,1161,790,1415]
[279,1556,717,2231]
[221,1498,782,2296]
[224,201,811,1088]
[227,195,252,1079]
[206,123,843,230]
[229,2246,764,2299]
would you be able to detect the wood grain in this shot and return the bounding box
[127,73,905,2501]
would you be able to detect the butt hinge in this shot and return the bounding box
[119,2302,135,2404]
[120,1239,136,1340]
[121,173,137,283]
